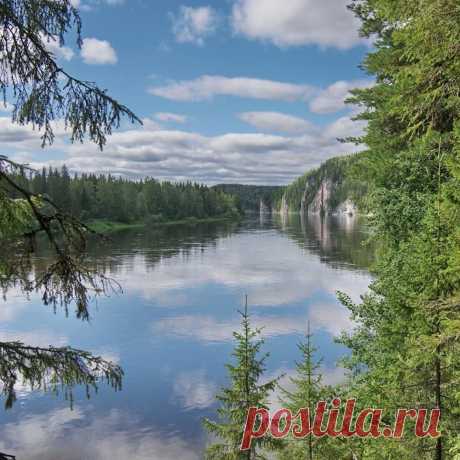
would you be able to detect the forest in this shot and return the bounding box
[8,166,242,226]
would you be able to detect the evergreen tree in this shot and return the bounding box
[204,296,281,460]
[59,165,72,210]
[336,0,460,458]
[278,323,324,460]
[277,324,344,460]
[8,167,242,226]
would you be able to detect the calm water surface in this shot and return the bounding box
[0,214,373,459]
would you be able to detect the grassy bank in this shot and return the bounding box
[87,215,240,233]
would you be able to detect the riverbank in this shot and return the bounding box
[87,215,240,233]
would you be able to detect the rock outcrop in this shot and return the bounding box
[274,154,367,215]
[333,198,358,216]
[304,179,333,215]
[278,194,289,215]
[259,199,271,215]
[281,178,358,216]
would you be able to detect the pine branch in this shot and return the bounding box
[0,341,123,409]
[0,0,142,149]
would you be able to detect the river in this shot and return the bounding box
[0,214,373,459]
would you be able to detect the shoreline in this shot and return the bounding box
[87,215,241,233]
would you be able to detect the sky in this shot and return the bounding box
[2,0,373,185]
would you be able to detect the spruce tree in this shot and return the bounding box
[278,323,323,460]
[278,323,345,460]
[204,296,280,460]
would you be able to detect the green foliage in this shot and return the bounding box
[9,166,242,226]
[204,298,281,459]
[336,1,460,458]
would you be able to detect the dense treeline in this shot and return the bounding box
[276,153,369,213]
[10,166,241,224]
[213,184,284,211]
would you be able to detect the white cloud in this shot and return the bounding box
[324,114,367,141]
[0,117,68,150]
[149,76,371,108]
[81,38,117,65]
[22,124,364,185]
[0,76,369,185]
[231,0,365,50]
[173,370,217,410]
[0,329,68,348]
[309,79,373,114]
[0,117,51,144]
[73,0,125,9]
[149,75,314,102]
[154,112,188,124]
[209,132,292,153]
[171,6,219,45]
[41,34,74,61]
[239,111,315,133]
[0,107,367,185]
[140,117,162,131]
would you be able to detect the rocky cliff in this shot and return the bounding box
[275,153,367,216]
[301,178,358,216]
[305,178,333,215]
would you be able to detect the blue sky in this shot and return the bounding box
[3,0,372,184]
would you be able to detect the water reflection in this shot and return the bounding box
[0,407,202,460]
[152,314,306,343]
[0,215,373,458]
[97,218,372,311]
[277,213,373,271]
[152,304,354,343]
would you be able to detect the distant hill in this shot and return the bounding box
[213,184,284,212]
